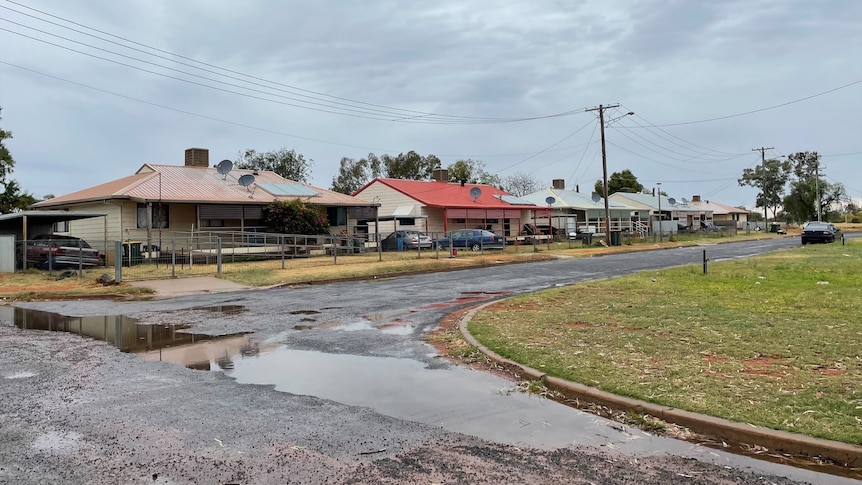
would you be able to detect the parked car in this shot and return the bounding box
[435,229,506,251]
[379,230,433,251]
[800,222,842,244]
[23,234,103,269]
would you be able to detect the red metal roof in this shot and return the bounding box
[357,178,536,209]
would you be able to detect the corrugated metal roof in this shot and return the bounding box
[357,178,536,209]
[522,188,635,210]
[34,164,368,208]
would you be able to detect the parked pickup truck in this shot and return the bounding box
[23,234,103,269]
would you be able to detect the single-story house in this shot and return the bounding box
[687,195,750,228]
[352,169,540,239]
[31,148,373,253]
[520,179,641,235]
[609,191,716,234]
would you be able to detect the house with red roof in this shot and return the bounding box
[353,169,541,239]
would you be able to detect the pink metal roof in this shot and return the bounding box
[34,164,368,208]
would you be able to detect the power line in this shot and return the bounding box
[0,3,589,125]
[646,79,862,127]
[492,119,595,175]
[618,105,748,159]
[0,60,400,152]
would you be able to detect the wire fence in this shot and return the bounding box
[13,230,623,281]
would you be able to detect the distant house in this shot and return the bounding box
[609,191,717,234]
[352,169,539,238]
[520,179,640,234]
[31,148,373,251]
[687,195,750,228]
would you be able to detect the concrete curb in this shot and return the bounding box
[457,301,862,469]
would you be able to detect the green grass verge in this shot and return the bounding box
[468,240,862,444]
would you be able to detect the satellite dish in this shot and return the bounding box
[469,187,482,201]
[216,159,233,179]
[545,196,556,206]
[681,197,689,204]
[667,197,677,205]
[591,193,601,203]
[238,174,255,188]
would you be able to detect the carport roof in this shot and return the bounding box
[0,210,108,224]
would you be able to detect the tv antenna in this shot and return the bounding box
[681,197,689,204]
[591,193,601,203]
[216,159,233,179]
[545,196,556,206]
[667,197,677,206]
[469,187,482,201]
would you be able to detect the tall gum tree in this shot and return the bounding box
[738,158,791,222]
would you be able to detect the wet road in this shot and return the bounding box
[3,237,859,484]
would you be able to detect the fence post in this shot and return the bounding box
[114,240,122,283]
[216,237,222,275]
[171,238,176,278]
[332,235,337,264]
[78,238,83,278]
[281,235,286,270]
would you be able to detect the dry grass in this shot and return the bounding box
[0,270,152,301]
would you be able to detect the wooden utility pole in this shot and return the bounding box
[751,147,774,223]
[587,104,620,235]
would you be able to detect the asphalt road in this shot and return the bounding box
[2,237,859,484]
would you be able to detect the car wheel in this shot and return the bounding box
[801,239,807,245]
[470,243,481,252]
[436,242,445,251]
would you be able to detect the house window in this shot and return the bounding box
[202,219,224,227]
[137,203,170,229]
[327,207,347,226]
[53,220,69,232]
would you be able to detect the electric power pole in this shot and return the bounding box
[752,147,774,223]
[588,103,620,235]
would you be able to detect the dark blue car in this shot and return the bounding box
[435,229,506,251]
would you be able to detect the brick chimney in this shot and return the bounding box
[552,179,565,190]
[185,148,210,168]
[692,195,701,202]
[432,168,449,182]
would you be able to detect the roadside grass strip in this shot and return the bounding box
[468,240,862,444]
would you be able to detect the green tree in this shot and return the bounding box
[446,159,500,186]
[0,180,36,213]
[738,158,791,222]
[0,107,38,214]
[781,151,845,223]
[263,199,330,235]
[236,148,312,183]
[381,151,438,179]
[501,172,541,197]
[330,154,382,194]
[594,169,644,196]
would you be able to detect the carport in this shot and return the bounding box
[0,210,108,272]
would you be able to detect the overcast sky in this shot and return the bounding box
[1,0,860,209]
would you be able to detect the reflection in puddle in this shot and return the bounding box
[221,348,463,416]
[337,319,414,335]
[9,307,271,371]
[198,305,246,315]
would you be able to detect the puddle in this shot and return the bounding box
[197,305,246,315]
[9,307,266,371]
[290,310,320,315]
[336,318,415,335]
